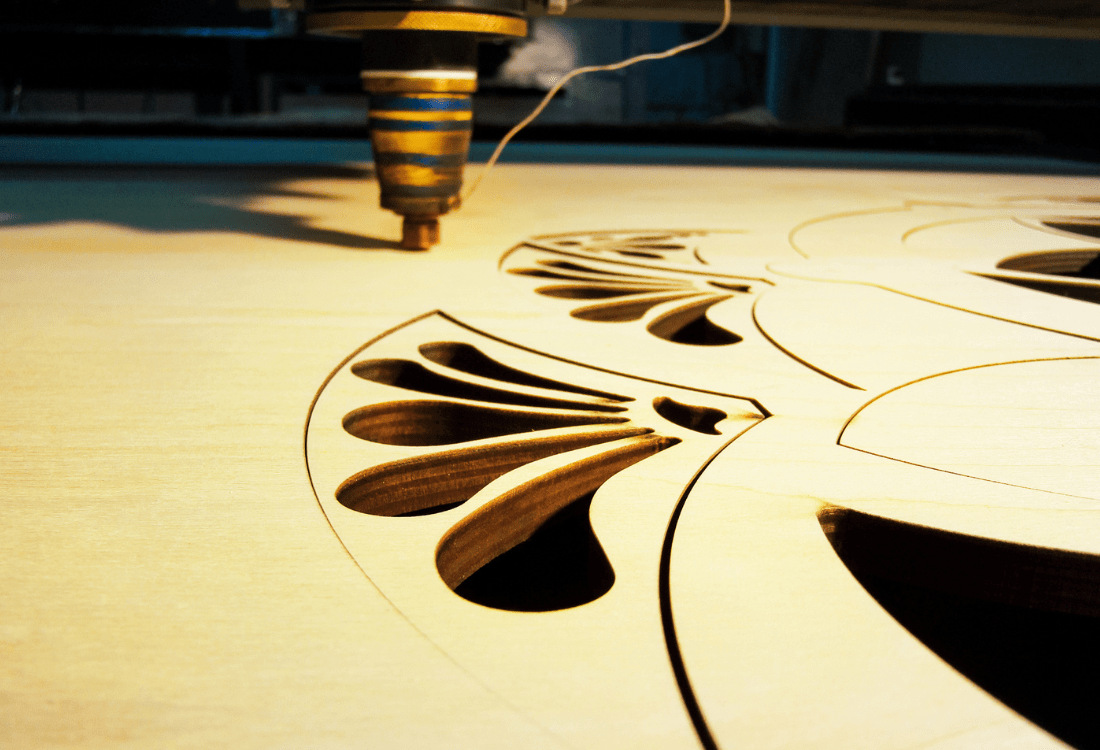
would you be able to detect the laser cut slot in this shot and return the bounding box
[538,260,671,281]
[652,397,727,435]
[708,281,752,293]
[647,296,742,346]
[618,251,664,259]
[511,267,683,288]
[336,426,652,516]
[570,292,702,322]
[351,359,626,412]
[976,273,1100,305]
[537,284,673,300]
[623,243,686,251]
[820,507,1100,750]
[997,250,1100,276]
[418,341,630,401]
[454,490,615,612]
[437,435,680,594]
[1045,221,1100,240]
[343,400,629,446]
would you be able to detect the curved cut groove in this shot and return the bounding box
[539,260,672,281]
[997,249,1100,276]
[571,292,702,323]
[820,506,1100,750]
[343,400,629,446]
[625,243,686,251]
[454,490,615,612]
[351,359,626,412]
[1045,221,1100,240]
[708,280,752,293]
[618,251,664,259]
[975,273,1100,305]
[511,268,681,288]
[418,341,629,401]
[437,435,680,590]
[537,284,676,300]
[647,296,742,346]
[336,426,652,516]
[652,397,727,435]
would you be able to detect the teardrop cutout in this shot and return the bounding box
[344,400,628,446]
[418,341,629,401]
[647,297,742,346]
[352,359,626,412]
[454,491,615,612]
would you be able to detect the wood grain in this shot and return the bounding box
[3,163,1099,748]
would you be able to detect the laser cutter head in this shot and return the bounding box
[305,3,530,248]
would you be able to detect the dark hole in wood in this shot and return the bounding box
[418,341,629,401]
[648,298,742,346]
[570,292,700,323]
[351,359,625,412]
[708,281,752,293]
[344,401,629,446]
[454,491,614,612]
[538,285,667,300]
[652,397,726,435]
[821,507,1100,750]
[1045,221,1100,240]
[979,275,1100,305]
[539,260,671,281]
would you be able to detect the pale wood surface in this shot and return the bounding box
[2,163,1099,748]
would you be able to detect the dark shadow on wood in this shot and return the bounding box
[0,164,406,251]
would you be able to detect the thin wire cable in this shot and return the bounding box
[463,0,733,201]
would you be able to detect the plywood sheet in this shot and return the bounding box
[3,162,1100,749]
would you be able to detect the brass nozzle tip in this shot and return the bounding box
[402,217,440,250]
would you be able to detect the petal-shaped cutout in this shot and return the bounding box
[454,490,615,612]
[537,284,679,300]
[336,426,652,516]
[510,268,682,287]
[647,296,742,346]
[418,341,629,401]
[352,359,626,412]
[1045,221,1100,240]
[344,400,629,446]
[652,397,727,435]
[538,260,674,281]
[821,506,1100,750]
[996,249,1100,275]
[437,434,679,588]
[975,272,1100,305]
[570,292,702,323]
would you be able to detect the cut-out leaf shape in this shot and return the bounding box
[437,434,679,590]
[419,341,629,401]
[1045,220,1100,241]
[653,397,727,435]
[352,358,626,412]
[648,297,742,346]
[455,490,615,612]
[571,292,703,322]
[977,272,1100,305]
[343,400,629,446]
[337,426,651,516]
[822,507,1100,750]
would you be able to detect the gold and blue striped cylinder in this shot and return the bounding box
[367,92,473,218]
